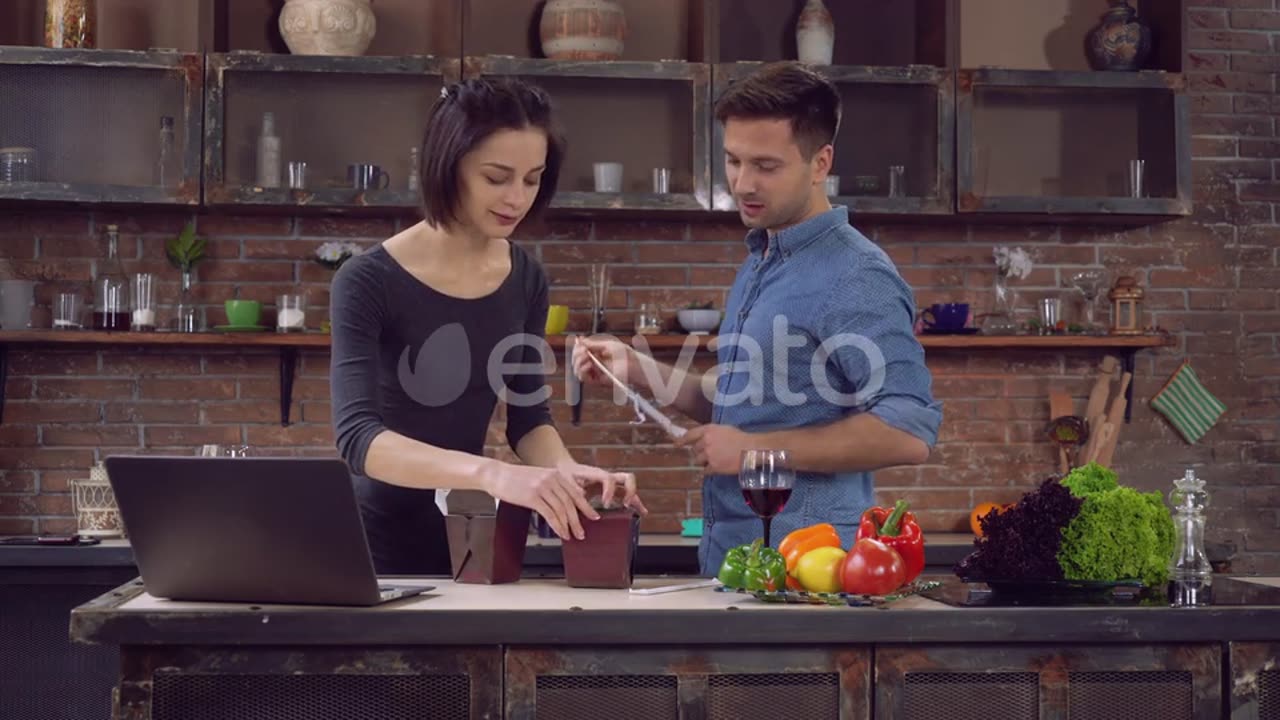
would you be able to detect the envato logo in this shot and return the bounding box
[396,314,886,410]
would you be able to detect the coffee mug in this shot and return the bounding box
[545,305,569,335]
[921,302,969,331]
[224,299,262,327]
[349,163,390,190]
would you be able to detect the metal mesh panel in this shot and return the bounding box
[534,674,678,720]
[1255,670,1278,720]
[151,673,469,720]
[0,584,119,720]
[0,64,185,185]
[707,672,840,719]
[1067,671,1192,720]
[903,672,1039,720]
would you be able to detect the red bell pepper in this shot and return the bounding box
[855,499,925,583]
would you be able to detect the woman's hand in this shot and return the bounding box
[555,460,648,516]
[572,337,636,388]
[481,460,648,541]
[483,463,599,541]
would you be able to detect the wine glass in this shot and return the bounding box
[1067,270,1108,334]
[739,449,796,548]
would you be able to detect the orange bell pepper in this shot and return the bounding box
[778,523,842,574]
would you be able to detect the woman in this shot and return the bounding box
[330,77,645,575]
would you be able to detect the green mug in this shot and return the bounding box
[224,299,262,328]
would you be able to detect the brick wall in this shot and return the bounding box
[2,1,1278,571]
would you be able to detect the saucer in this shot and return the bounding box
[214,325,268,333]
[922,327,980,335]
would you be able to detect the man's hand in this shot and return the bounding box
[675,424,756,475]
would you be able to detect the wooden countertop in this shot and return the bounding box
[70,575,1280,647]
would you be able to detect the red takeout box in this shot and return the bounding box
[561,507,640,589]
[444,490,530,584]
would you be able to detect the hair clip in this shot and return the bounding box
[439,86,449,99]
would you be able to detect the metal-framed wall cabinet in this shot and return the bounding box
[711,63,955,218]
[202,52,460,212]
[465,56,713,214]
[0,46,203,206]
[956,68,1192,219]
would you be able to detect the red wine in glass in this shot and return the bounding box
[739,449,796,548]
[741,487,792,518]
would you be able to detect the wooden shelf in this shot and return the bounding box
[0,330,332,348]
[0,330,1171,428]
[917,333,1174,349]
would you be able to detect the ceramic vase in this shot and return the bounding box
[279,0,377,57]
[45,0,96,48]
[540,0,627,61]
[1087,0,1152,71]
[796,0,835,66]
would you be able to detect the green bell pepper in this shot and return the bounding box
[717,538,787,592]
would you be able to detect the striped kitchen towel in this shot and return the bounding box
[1150,361,1227,444]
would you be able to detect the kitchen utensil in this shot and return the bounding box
[629,578,720,596]
[1048,386,1074,473]
[584,350,686,439]
[740,449,795,548]
[1094,371,1132,466]
[1078,355,1118,464]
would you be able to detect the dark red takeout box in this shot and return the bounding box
[561,507,640,589]
[444,490,530,585]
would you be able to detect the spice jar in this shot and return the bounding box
[45,0,96,48]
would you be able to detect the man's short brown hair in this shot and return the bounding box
[419,77,566,228]
[713,61,841,159]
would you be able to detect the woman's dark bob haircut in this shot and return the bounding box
[418,76,566,228]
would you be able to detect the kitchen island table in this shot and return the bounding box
[69,574,1280,719]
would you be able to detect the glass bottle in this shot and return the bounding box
[407,147,421,192]
[92,224,130,331]
[174,271,197,333]
[155,116,177,189]
[256,112,282,188]
[1168,468,1212,607]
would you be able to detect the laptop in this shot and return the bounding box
[103,455,430,606]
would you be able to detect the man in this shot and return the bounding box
[573,62,942,575]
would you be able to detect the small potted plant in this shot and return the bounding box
[312,241,363,331]
[561,498,640,589]
[676,300,721,335]
[166,222,207,333]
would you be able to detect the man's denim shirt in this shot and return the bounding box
[698,207,943,575]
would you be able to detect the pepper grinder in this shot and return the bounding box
[1168,468,1212,607]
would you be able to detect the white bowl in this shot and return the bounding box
[677,308,721,335]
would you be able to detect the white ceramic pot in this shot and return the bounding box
[540,0,627,61]
[279,0,376,57]
[796,0,834,65]
[677,309,722,335]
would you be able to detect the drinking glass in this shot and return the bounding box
[739,449,795,548]
[1067,270,1109,333]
